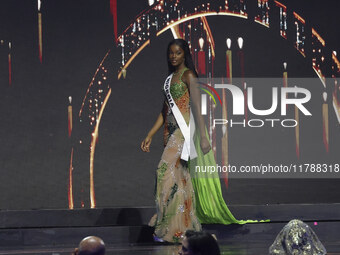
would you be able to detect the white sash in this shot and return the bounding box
[163,73,197,161]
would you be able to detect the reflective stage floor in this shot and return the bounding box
[1,205,340,254]
[2,240,340,255]
[2,222,340,255]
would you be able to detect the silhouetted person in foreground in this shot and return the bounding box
[178,230,220,255]
[73,236,105,255]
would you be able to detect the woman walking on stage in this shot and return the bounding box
[141,39,256,243]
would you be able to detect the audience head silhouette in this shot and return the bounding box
[74,236,105,255]
[178,230,220,255]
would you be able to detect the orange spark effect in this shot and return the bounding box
[293,12,305,24]
[274,0,286,9]
[79,50,110,117]
[312,28,326,46]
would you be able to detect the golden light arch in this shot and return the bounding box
[73,0,340,209]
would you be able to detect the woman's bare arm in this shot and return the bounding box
[141,111,164,152]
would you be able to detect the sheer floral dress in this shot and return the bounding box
[149,68,201,243]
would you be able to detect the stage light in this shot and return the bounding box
[226,38,231,49]
[199,37,204,50]
[323,92,327,103]
[148,0,155,6]
[237,37,243,49]
[283,62,287,70]
[122,68,127,79]
[333,51,337,56]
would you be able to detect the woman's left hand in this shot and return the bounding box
[200,136,211,155]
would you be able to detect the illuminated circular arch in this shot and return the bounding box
[73,0,340,208]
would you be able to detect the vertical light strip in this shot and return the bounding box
[68,148,74,209]
[201,94,207,115]
[322,93,329,153]
[89,88,112,208]
[8,42,12,86]
[38,10,43,63]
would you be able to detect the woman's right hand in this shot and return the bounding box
[200,135,211,155]
[141,136,152,152]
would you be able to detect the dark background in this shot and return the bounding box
[0,0,339,210]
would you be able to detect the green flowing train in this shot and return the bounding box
[190,132,270,224]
